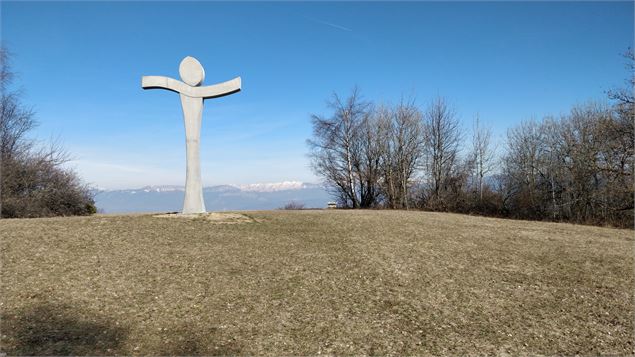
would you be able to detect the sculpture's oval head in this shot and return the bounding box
[179,56,205,86]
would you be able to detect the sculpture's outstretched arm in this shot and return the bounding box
[192,77,241,99]
[141,76,190,94]
[141,76,241,99]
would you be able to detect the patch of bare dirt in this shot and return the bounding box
[153,212,257,224]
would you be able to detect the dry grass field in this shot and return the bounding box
[1,210,633,356]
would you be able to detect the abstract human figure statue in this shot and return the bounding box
[142,56,241,214]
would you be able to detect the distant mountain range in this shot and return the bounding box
[93,181,332,213]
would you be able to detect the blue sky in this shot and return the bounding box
[2,1,633,189]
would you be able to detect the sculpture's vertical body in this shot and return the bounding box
[141,56,241,214]
[180,95,205,213]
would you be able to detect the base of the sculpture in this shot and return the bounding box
[182,194,206,214]
[154,212,255,224]
[182,209,206,214]
[182,206,206,214]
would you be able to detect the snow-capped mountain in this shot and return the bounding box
[93,182,330,213]
[139,185,184,193]
[234,181,320,192]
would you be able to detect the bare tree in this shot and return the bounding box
[469,115,495,202]
[1,48,95,218]
[308,88,371,208]
[560,103,633,225]
[355,107,384,207]
[379,100,424,209]
[0,47,36,216]
[608,48,634,110]
[502,119,545,219]
[280,201,305,210]
[421,97,462,208]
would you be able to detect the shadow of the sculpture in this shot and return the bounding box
[1,301,243,356]
[1,302,127,356]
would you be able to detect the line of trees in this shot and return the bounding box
[308,53,633,228]
[501,103,633,226]
[1,48,95,218]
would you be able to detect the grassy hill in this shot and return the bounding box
[1,210,633,355]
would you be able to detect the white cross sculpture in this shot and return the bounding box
[142,56,241,214]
